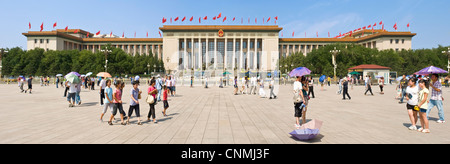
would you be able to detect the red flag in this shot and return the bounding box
[379,21,383,25]
[328,32,330,38]
[372,26,374,33]
[393,23,397,30]
[223,16,227,22]
[203,16,207,20]
[174,17,179,21]
[190,16,193,21]
[74,29,78,34]
[349,31,352,37]
[159,31,162,38]
[213,16,216,20]
[87,32,90,38]
[29,22,31,29]
[122,32,124,38]
[382,24,384,30]
[146,32,148,37]
[373,23,377,27]
[267,17,271,23]
[53,22,57,28]
[316,31,318,37]
[217,13,222,18]
[368,24,371,28]
[65,26,68,31]
[96,30,101,35]
[233,17,235,21]
[162,17,167,23]
[255,17,257,23]
[362,26,366,29]
[182,16,186,22]
[199,17,201,23]
[110,31,113,37]
[170,18,172,23]
[40,22,43,32]
[292,31,294,37]
[274,16,278,20]
[407,23,410,28]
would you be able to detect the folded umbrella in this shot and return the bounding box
[289,119,323,141]
[289,128,320,141]
[289,67,311,77]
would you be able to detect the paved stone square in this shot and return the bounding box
[0,82,449,144]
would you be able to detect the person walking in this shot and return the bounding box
[427,74,445,123]
[258,78,266,98]
[342,78,351,100]
[234,76,238,95]
[308,77,315,98]
[156,75,163,102]
[75,81,82,105]
[364,76,374,96]
[399,75,408,103]
[269,77,277,99]
[147,79,158,123]
[24,76,33,94]
[66,81,77,107]
[19,77,25,93]
[417,79,430,133]
[162,85,169,117]
[99,77,106,106]
[379,77,385,94]
[108,81,126,125]
[100,80,113,122]
[405,78,419,130]
[127,81,142,125]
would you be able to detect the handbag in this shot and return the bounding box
[293,90,303,104]
[146,95,155,104]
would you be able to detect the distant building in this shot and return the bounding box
[22,25,415,72]
[348,64,391,84]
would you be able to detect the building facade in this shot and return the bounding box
[22,25,416,73]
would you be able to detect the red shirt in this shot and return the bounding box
[163,89,168,101]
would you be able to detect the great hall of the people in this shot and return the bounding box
[22,25,416,73]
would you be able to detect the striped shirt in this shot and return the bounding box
[430,80,442,101]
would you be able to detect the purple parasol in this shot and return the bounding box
[289,67,311,77]
[414,66,448,75]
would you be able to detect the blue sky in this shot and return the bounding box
[0,0,449,49]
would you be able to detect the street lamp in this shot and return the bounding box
[442,47,450,73]
[0,49,8,79]
[147,63,150,76]
[330,47,340,83]
[100,47,112,72]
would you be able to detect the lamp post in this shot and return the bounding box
[147,63,150,76]
[1,48,8,79]
[100,47,112,72]
[442,47,450,73]
[330,47,340,83]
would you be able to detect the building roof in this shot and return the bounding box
[22,29,162,43]
[280,30,416,43]
[348,64,391,70]
[159,25,283,32]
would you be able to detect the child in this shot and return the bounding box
[162,85,169,117]
[127,81,142,125]
[108,81,126,125]
[100,80,113,122]
[417,79,430,133]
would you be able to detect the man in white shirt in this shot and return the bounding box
[67,82,77,107]
[269,77,277,99]
[100,77,106,106]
